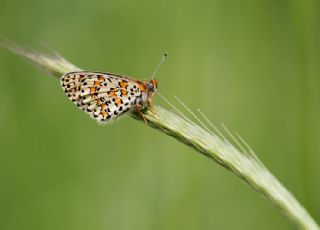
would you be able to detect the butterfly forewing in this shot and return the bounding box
[61,71,142,123]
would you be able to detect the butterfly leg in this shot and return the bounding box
[135,105,148,124]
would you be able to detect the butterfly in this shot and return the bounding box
[60,71,158,123]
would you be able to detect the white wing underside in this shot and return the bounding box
[60,71,143,123]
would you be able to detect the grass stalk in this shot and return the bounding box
[1,41,319,230]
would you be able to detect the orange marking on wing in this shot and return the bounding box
[136,82,147,92]
[101,104,107,110]
[108,88,119,97]
[115,98,122,106]
[119,81,127,89]
[121,90,127,96]
[97,98,102,105]
[101,111,107,118]
[90,87,96,94]
[98,76,104,81]
[94,81,100,86]
[108,91,116,97]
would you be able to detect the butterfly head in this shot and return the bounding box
[134,79,158,108]
[147,79,158,92]
[146,79,158,105]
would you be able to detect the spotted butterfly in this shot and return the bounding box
[60,71,158,123]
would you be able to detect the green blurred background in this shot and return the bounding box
[0,0,319,229]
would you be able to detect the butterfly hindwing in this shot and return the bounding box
[61,71,142,123]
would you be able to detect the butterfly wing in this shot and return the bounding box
[60,71,142,123]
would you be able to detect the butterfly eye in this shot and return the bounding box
[148,81,154,91]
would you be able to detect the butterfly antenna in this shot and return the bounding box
[151,52,168,79]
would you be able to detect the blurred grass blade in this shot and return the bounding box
[1,40,319,230]
[0,39,81,76]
